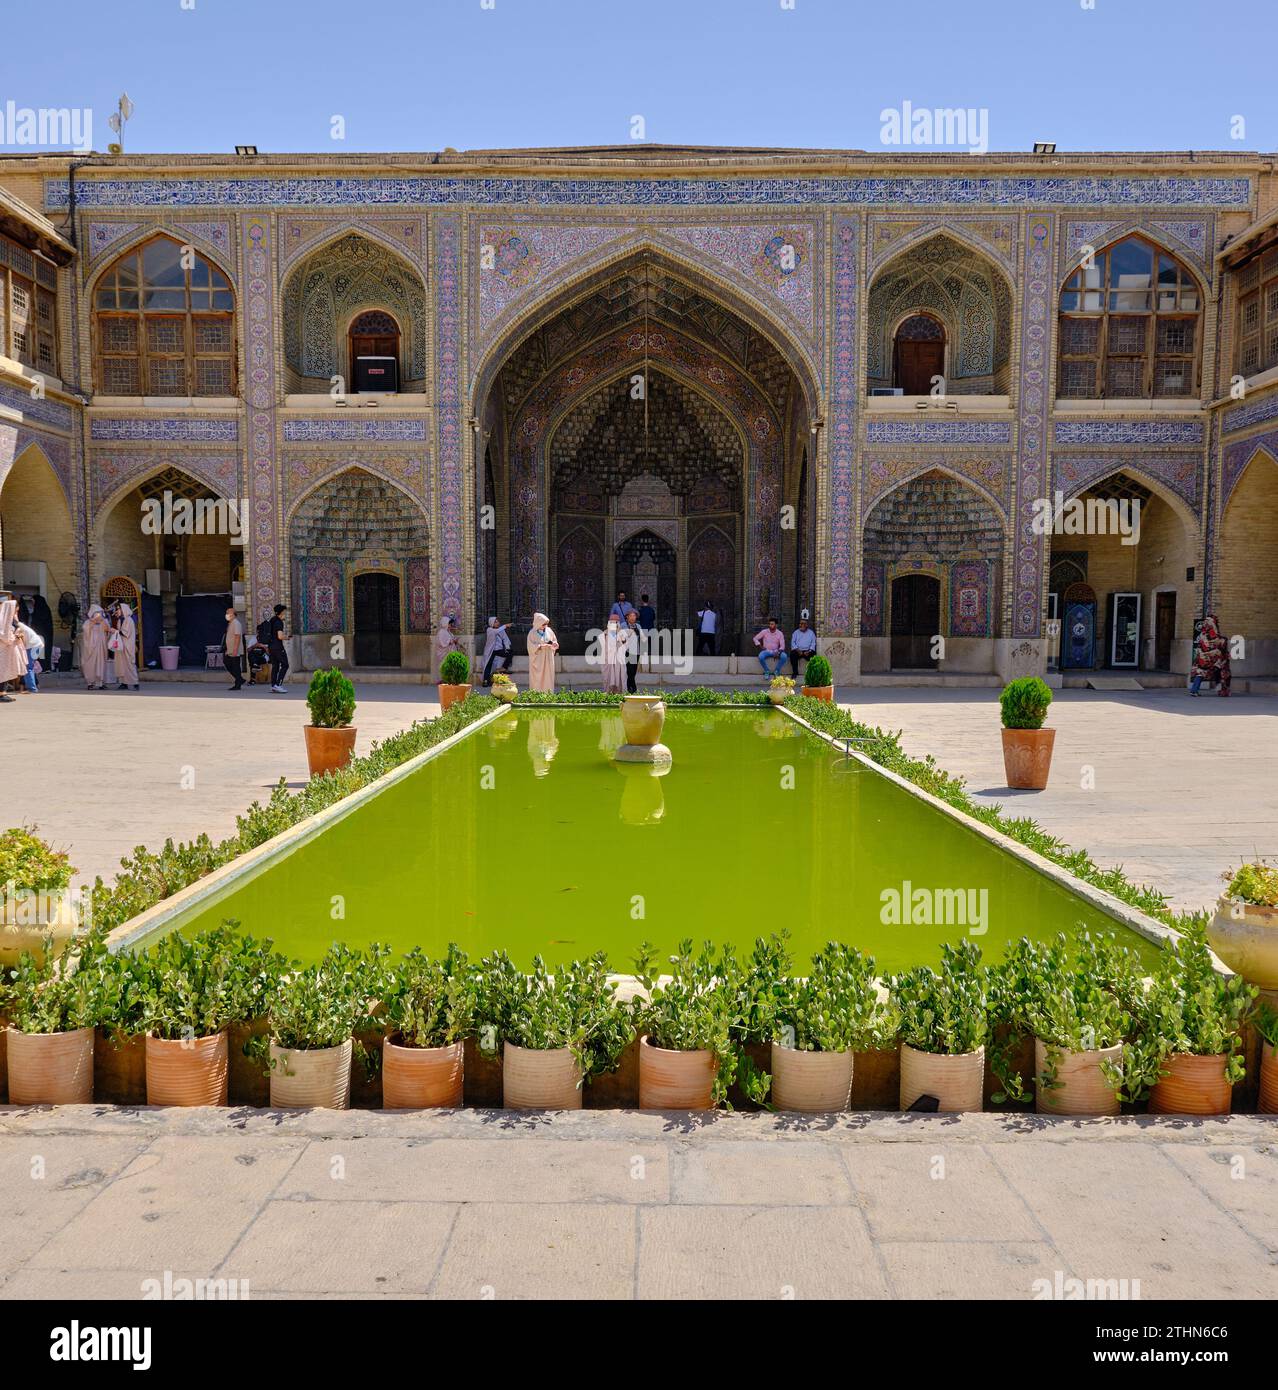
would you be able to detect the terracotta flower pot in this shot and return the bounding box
[270,1039,352,1110]
[770,1042,853,1113]
[899,1042,985,1113]
[801,685,834,702]
[0,1021,7,1103]
[639,1036,717,1110]
[383,1036,464,1109]
[620,694,665,746]
[850,1046,900,1109]
[146,1032,229,1107]
[1149,1052,1232,1116]
[7,1026,94,1105]
[502,1041,582,1110]
[303,724,357,778]
[1259,1041,1278,1115]
[228,1017,271,1107]
[1033,1039,1122,1116]
[1206,896,1278,989]
[438,683,470,713]
[94,1028,146,1105]
[1001,726,1055,790]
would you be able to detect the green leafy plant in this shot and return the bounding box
[75,933,152,1043]
[266,943,387,1051]
[999,676,1053,730]
[1105,918,1256,1103]
[477,950,630,1084]
[735,933,793,1047]
[384,944,477,1048]
[889,940,988,1056]
[987,934,1138,1103]
[1222,861,1278,907]
[769,674,795,692]
[3,931,99,1035]
[490,671,515,688]
[769,942,880,1053]
[0,826,74,894]
[631,939,769,1106]
[1253,1002,1278,1047]
[440,650,470,685]
[306,667,356,728]
[802,653,832,688]
[136,926,257,1041]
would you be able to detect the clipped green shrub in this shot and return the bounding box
[802,653,832,688]
[999,676,1053,730]
[306,668,356,728]
[440,650,470,685]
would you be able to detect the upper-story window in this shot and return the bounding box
[0,232,58,376]
[93,235,235,396]
[1235,247,1278,380]
[1058,235,1202,399]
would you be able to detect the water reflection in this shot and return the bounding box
[597,714,625,754]
[527,715,559,777]
[614,759,671,826]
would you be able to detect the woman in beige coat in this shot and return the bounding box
[81,604,110,689]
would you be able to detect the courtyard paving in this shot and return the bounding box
[0,1105,1272,1300]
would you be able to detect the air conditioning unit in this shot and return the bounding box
[146,569,177,593]
[871,387,904,396]
[354,356,398,393]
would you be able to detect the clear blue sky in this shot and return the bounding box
[1,0,1271,155]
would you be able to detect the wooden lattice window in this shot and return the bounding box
[1235,245,1278,381]
[0,232,56,375]
[1058,235,1201,399]
[93,235,234,396]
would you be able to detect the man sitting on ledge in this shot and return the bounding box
[753,617,788,677]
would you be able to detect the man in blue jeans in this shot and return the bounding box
[753,617,787,676]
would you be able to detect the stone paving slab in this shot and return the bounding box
[0,1107,1274,1300]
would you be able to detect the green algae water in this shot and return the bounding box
[167,708,1159,970]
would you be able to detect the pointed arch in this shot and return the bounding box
[0,441,78,614]
[863,461,1008,524]
[1058,461,1201,535]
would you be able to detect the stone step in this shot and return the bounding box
[858,673,1002,688]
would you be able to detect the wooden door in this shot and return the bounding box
[353,572,401,667]
[897,340,945,395]
[1154,592,1175,671]
[890,574,940,669]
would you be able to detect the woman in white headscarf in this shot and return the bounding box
[81,603,109,690]
[111,601,139,690]
[435,614,461,673]
[601,616,626,694]
[527,611,558,693]
[0,598,27,701]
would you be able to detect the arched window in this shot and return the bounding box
[1058,236,1200,399]
[348,309,401,381]
[893,312,947,395]
[94,236,235,396]
[1235,247,1278,379]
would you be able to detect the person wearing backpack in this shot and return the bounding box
[262,604,289,692]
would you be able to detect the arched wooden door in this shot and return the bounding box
[348,310,401,384]
[893,313,946,395]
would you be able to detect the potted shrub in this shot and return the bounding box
[478,950,630,1110]
[265,944,380,1110]
[490,671,518,705]
[728,933,793,1109]
[767,674,795,706]
[1207,861,1278,989]
[138,927,245,1106]
[3,931,95,1105]
[0,826,79,965]
[304,668,358,778]
[999,676,1055,790]
[800,652,834,702]
[768,943,878,1112]
[1114,919,1255,1116]
[891,940,988,1112]
[223,929,293,1107]
[80,937,149,1105]
[989,934,1137,1116]
[382,944,476,1108]
[438,649,472,713]
[1254,1003,1278,1115]
[631,940,768,1110]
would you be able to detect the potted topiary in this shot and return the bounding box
[265,944,382,1110]
[490,670,518,704]
[631,940,769,1110]
[478,950,630,1110]
[891,940,988,1112]
[768,674,795,706]
[304,668,357,777]
[382,944,476,1108]
[800,652,834,702]
[999,676,1055,790]
[988,934,1138,1116]
[1114,919,1255,1116]
[138,926,246,1106]
[1207,861,1278,990]
[439,649,471,713]
[768,943,878,1112]
[3,931,95,1105]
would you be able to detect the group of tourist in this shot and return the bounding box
[1189,614,1232,697]
[218,603,290,693]
[0,596,45,701]
[752,615,818,683]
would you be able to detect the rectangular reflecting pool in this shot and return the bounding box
[144,708,1161,970]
